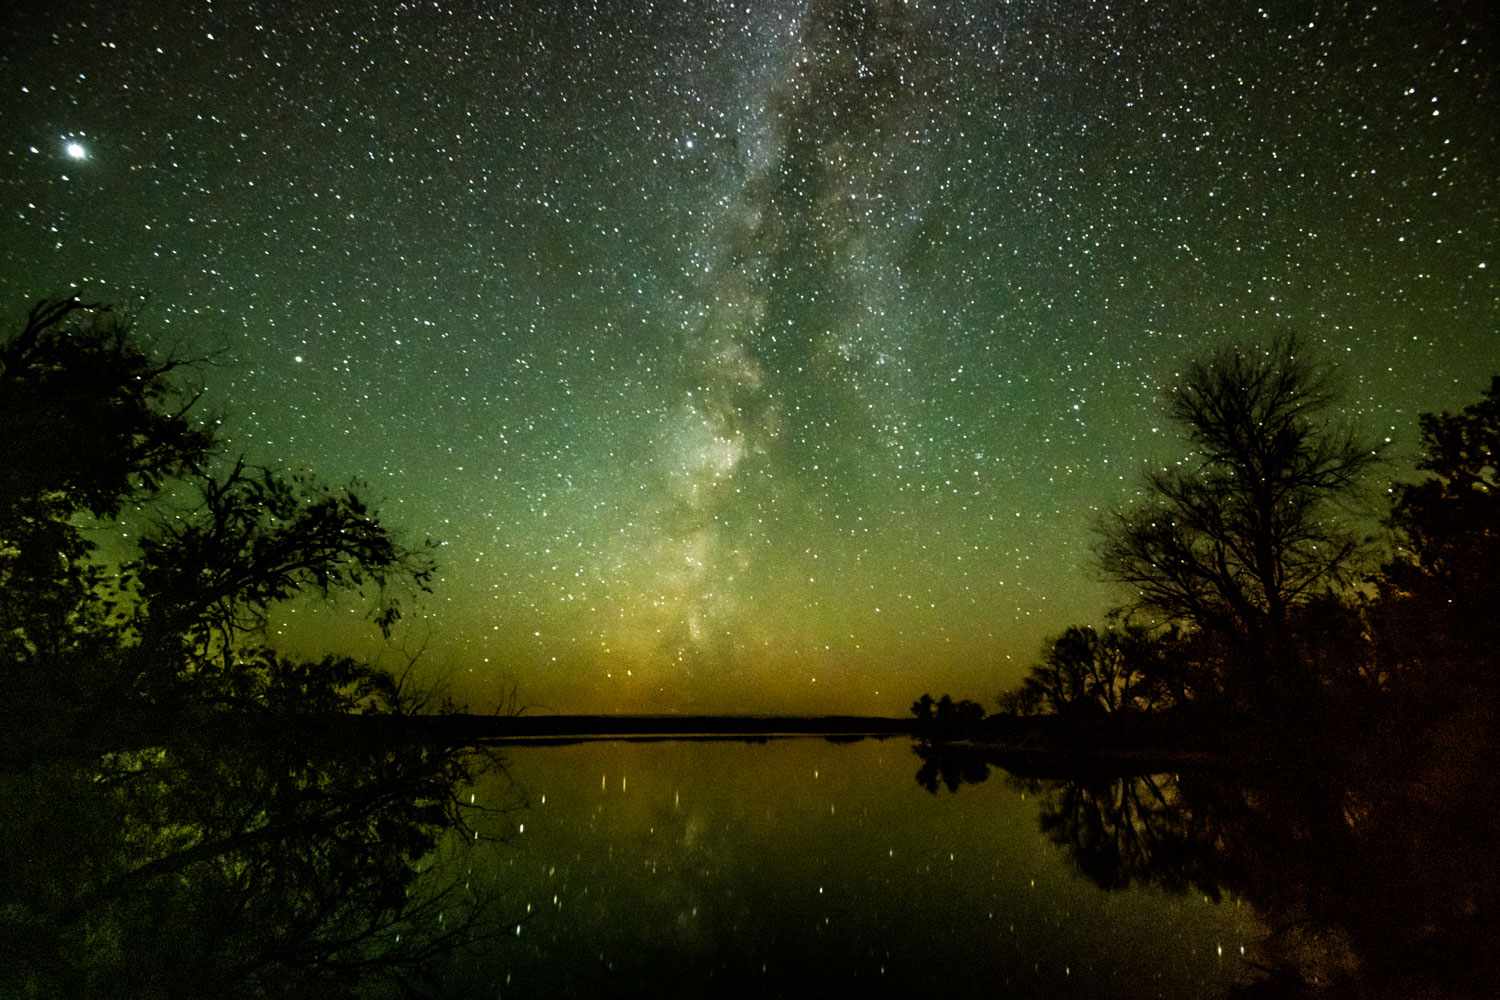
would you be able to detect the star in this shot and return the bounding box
[0,0,1494,716]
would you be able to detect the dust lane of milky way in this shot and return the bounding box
[1,1,1495,713]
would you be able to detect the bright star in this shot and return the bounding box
[65,142,87,160]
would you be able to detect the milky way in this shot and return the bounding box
[2,1,1496,713]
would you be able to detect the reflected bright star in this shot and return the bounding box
[64,141,87,160]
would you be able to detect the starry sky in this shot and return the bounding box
[2,1,1496,715]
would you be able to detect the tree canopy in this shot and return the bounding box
[0,298,214,520]
[1093,333,1381,709]
[998,624,1184,719]
[0,298,438,752]
[1384,375,1498,611]
[997,340,1498,726]
[0,298,503,996]
[1375,375,1500,694]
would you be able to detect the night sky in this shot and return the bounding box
[2,1,1496,714]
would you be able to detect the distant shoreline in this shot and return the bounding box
[371,713,918,743]
[342,713,1232,776]
[91,710,1249,778]
[318,712,1237,764]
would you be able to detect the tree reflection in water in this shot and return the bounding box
[2,723,519,998]
[911,740,1500,998]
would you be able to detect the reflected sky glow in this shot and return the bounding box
[449,740,1261,996]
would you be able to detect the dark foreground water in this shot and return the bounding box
[438,739,1263,998]
[14,725,1490,998]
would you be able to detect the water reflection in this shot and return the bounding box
[19,729,1487,998]
[2,722,517,997]
[452,738,1260,998]
[913,741,1500,998]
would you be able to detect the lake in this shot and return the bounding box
[433,738,1265,998]
[16,721,1484,998]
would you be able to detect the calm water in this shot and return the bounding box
[439,739,1264,998]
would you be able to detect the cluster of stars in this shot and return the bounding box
[1,0,1495,712]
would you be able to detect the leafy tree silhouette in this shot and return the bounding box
[1377,375,1500,696]
[0,298,213,518]
[2,299,215,746]
[999,623,1189,720]
[0,298,512,996]
[1,298,438,757]
[910,692,985,738]
[124,457,436,717]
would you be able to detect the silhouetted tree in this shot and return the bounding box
[999,624,1184,719]
[1377,374,1500,694]
[0,298,437,758]
[1388,375,1499,578]
[995,685,1040,717]
[123,458,435,716]
[1284,590,1383,705]
[1096,334,1381,711]
[0,298,508,994]
[911,692,985,737]
[1,300,215,735]
[0,298,213,520]
[945,696,987,729]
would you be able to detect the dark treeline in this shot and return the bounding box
[908,335,1499,998]
[916,334,1499,762]
[1,299,517,997]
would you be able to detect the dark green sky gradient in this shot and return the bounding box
[3,1,1496,713]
